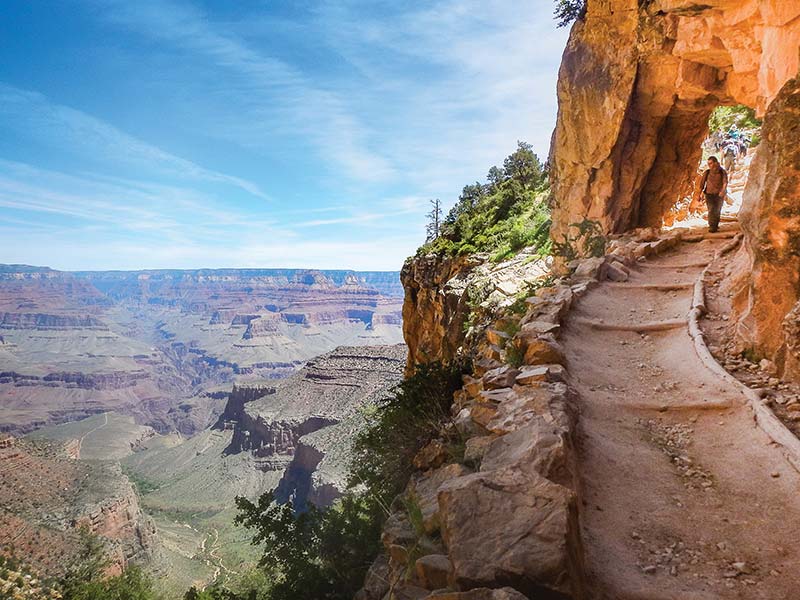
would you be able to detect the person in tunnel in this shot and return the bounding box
[699,156,728,233]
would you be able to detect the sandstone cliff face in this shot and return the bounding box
[726,76,800,377]
[551,0,800,239]
[401,255,478,369]
[401,250,550,371]
[550,0,800,375]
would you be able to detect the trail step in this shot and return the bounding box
[605,282,694,291]
[572,317,686,332]
[640,261,710,270]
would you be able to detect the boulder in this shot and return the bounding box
[512,328,566,367]
[518,321,560,336]
[463,435,497,466]
[572,257,605,281]
[414,554,452,590]
[437,467,584,598]
[481,420,572,486]
[473,357,503,378]
[408,463,472,535]
[485,384,572,436]
[413,439,449,471]
[388,584,432,600]
[462,375,483,398]
[355,554,392,600]
[482,366,520,390]
[515,364,566,385]
[485,328,511,347]
[604,261,629,282]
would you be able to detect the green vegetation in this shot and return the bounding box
[708,105,762,138]
[348,360,468,502]
[554,0,586,27]
[420,142,551,261]
[59,529,159,600]
[195,362,467,600]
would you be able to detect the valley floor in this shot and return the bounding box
[562,226,800,599]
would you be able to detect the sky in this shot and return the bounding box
[0,0,569,271]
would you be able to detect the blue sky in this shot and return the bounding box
[0,1,568,271]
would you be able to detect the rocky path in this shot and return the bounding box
[75,412,108,459]
[561,228,800,599]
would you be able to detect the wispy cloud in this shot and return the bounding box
[0,0,567,270]
[90,0,396,183]
[0,84,267,199]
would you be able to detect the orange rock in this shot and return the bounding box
[550,0,800,240]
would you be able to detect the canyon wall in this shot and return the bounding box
[727,75,800,378]
[0,436,159,578]
[550,0,800,239]
[218,345,406,509]
[0,264,403,434]
[550,0,800,376]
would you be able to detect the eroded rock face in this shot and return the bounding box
[401,254,478,370]
[727,76,800,378]
[551,0,800,240]
[400,251,550,372]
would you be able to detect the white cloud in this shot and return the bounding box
[0,84,268,199]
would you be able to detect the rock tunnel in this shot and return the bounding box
[550,0,800,378]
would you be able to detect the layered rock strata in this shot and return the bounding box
[0,437,159,577]
[220,345,406,509]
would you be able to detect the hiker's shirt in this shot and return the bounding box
[702,168,727,195]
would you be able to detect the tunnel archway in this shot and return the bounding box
[551,0,799,238]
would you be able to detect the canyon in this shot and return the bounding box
[4,2,800,598]
[0,263,405,593]
[0,264,403,435]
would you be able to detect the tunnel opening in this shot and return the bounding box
[662,104,763,231]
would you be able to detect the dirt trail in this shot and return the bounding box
[562,227,800,599]
[75,412,108,459]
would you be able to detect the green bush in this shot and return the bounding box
[349,360,469,502]
[59,527,160,600]
[422,142,551,261]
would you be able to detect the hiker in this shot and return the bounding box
[722,141,738,172]
[700,156,728,233]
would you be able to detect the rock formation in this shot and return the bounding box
[551,0,800,238]
[0,437,159,578]
[727,75,800,378]
[549,0,800,375]
[401,249,550,371]
[0,264,403,434]
[221,345,407,510]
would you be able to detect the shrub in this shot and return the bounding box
[59,527,160,600]
[349,360,470,501]
[708,105,762,134]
